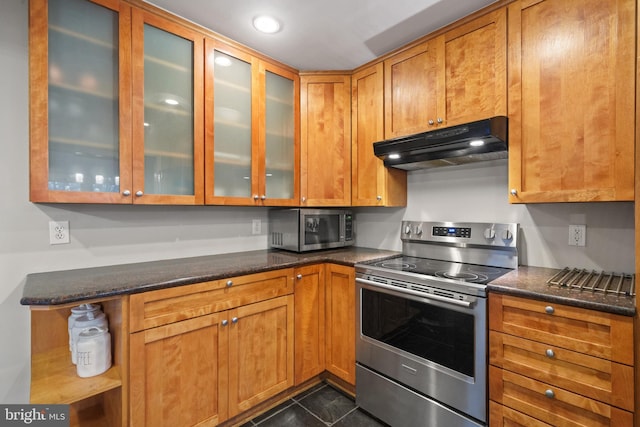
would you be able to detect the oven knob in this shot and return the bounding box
[501,229,513,240]
[484,228,496,240]
[415,227,423,236]
[404,225,412,235]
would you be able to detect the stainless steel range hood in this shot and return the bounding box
[373,116,508,170]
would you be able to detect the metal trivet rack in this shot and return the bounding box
[547,267,635,296]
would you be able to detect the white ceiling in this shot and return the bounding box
[144,0,498,71]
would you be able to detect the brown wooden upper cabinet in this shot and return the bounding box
[384,8,507,139]
[507,0,635,203]
[351,63,407,207]
[30,0,205,204]
[205,40,300,206]
[300,74,352,206]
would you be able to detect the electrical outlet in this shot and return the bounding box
[568,224,586,247]
[252,219,261,235]
[49,221,70,245]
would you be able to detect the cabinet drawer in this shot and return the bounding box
[489,294,633,365]
[490,331,633,411]
[489,366,633,427]
[130,269,294,332]
[489,401,552,427]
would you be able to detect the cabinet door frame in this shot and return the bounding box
[294,264,325,385]
[130,311,228,426]
[29,0,134,203]
[204,39,261,206]
[324,263,356,385]
[300,74,352,206]
[131,8,204,205]
[227,295,294,417]
[507,0,635,203]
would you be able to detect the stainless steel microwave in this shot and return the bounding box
[268,208,355,252]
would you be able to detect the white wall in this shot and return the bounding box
[2,0,635,405]
[356,160,635,272]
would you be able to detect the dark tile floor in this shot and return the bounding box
[240,383,389,427]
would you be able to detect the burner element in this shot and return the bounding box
[377,261,417,271]
[435,271,488,283]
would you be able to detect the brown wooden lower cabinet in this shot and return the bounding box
[324,263,356,385]
[294,264,326,385]
[129,270,295,427]
[488,293,635,427]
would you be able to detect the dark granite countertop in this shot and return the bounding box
[488,266,636,317]
[21,247,400,306]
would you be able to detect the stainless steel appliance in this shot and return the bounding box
[355,221,519,427]
[373,116,507,170]
[268,208,354,252]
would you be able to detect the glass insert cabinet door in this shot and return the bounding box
[209,45,255,201]
[29,0,132,203]
[131,9,204,204]
[263,66,298,203]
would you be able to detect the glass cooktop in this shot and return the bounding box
[364,255,513,285]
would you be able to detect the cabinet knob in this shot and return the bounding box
[437,117,443,124]
[545,306,555,314]
[544,389,555,399]
[301,197,306,202]
[296,274,302,280]
[428,119,435,125]
[122,190,131,196]
[261,195,266,200]
[231,317,238,324]
[222,319,228,326]
[510,189,518,196]
[376,195,382,201]
[545,349,555,358]
[253,194,259,200]
[135,190,143,197]
[226,280,233,287]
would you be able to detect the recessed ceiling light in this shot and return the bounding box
[253,15,281,34]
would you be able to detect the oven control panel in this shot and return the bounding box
[432,226,471,238]
[401,221,518,248]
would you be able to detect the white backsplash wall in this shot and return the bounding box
[355,159,635,273]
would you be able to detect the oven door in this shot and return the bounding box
[356,276,487,423]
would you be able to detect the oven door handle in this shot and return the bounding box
[355,277,473,308]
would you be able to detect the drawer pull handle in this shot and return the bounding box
[544,389,555,399]
[545,349,555,358]
[544,306,555,314]
[226,280,233,287]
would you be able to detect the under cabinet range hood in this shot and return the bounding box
[373,116,508,170]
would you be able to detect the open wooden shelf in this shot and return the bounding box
[31,346,121,405]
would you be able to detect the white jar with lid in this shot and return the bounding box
[71,311,108,364]
[68,304,102,352]
[76,327,112,378]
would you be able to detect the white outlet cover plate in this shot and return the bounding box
[49,220,70,245]
[568,224,586,247]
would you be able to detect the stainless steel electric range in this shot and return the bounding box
[355,221,519,427]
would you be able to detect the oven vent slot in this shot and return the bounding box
[377,277,466,301]
[546,267,635,296]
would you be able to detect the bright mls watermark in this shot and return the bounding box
[0,405,69,426]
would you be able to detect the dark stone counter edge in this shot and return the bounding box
[20,248,401,306]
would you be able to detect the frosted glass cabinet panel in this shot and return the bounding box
[131,9,204,204]
[212,50,253,198]
[265,71,295,200]
[142,24,194,196]
[30,0,132,203]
